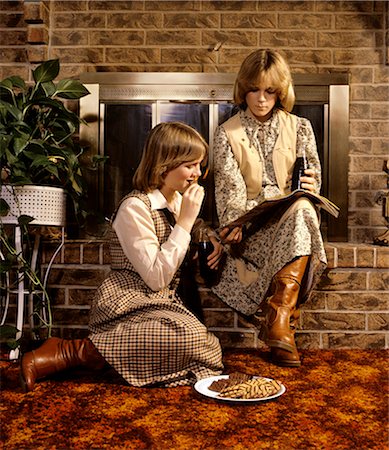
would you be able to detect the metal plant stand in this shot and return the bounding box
[1,226,65,360]
[0,185,66,360]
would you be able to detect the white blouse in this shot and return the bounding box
[112,189,191,292]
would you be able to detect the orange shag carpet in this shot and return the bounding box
[1,349,388,450]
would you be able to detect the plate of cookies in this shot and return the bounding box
[194,372,285,402]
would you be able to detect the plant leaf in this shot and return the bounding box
[0,134,12,156]
[28,97,65,111]
[55,79,90,99]
[8,76,26,90]
[8,174,33,185]
[41,81,56,97]
[0,76,26,91]
[28,154,54,168]
[0,324,19,340]
[91,154,109,168]
[6,339,20,350]
[12,136,29,155]
[18,214,35,226]
[0,198,10,216]
[0,78,13,91]
[0,100,23,121]
[33,59,60,84]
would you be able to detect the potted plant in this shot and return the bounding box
[0,59,105,356]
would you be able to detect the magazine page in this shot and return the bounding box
[225,190,340,230]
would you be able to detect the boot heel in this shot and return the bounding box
[271,347,301,367]
[259,324,294,353]
[19,352,35,393]
[266,339,295,353]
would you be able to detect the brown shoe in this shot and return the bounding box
[271,347,301,367]
[270,309,301,367]
[20,337,106,392]
[261,256,309,353]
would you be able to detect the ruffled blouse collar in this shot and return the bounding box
[241,107,279,129]
[239,108,280,151]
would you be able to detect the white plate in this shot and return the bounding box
[194,375,286,403]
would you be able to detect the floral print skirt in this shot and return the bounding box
[212,198,327,316]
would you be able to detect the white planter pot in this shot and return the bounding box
[1,185,66,226]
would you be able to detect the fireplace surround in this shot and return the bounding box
[79,72,349,241]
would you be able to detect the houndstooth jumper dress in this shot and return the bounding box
[88,191,223,387]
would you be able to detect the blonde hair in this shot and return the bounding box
[133,122,208,192]
[233,49,295,112]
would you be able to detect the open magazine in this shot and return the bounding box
[225,189,340,232]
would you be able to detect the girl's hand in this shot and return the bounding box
[219,226,243,244]
[300,168,317,192]
[177,183,205,233]
[206,236,224,270]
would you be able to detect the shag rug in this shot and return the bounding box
[0,349,388,450]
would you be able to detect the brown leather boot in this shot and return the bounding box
[270,309,301,367]
[20,337,106,392]
[261,256,309,355]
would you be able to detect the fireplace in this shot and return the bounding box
[79,72,349,241]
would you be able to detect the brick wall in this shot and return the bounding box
[39,240,388,349]
[1,0,387,242]
[1,1,388,348]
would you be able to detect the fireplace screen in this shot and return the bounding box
[80,73,349,241]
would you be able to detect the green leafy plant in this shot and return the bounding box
[0,59,106,346]
[0,58,106,221]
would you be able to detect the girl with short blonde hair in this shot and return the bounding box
[212,48,326,368]
[234,49,295,112]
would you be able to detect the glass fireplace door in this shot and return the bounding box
[104,101,228,223]
[104,104,152,216]
[80,72,348,240]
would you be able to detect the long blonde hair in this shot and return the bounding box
[133,122,208,192]
[233,49,295,112]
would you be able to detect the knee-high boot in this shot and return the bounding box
[261,256,309,357]
[271,309,301,367]
[20,337,106,392]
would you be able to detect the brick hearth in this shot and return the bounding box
[33,240,389,350]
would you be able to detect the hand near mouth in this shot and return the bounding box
[177,182,205,233]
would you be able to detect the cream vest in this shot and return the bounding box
[222,110,297,198]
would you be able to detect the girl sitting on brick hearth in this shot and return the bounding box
[211,49,327,367]
[20,122,224,392]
